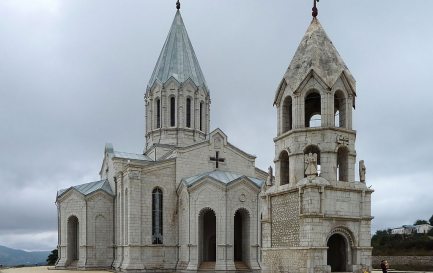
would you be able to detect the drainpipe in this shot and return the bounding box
[111,177,117,269]
[56,200,60,266]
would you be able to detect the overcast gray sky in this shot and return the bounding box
[0,0,432,251]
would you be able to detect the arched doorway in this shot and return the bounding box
[234,209,250,268]
[199,208,216,265]
[327,234,347,272]
[67,216,79,264]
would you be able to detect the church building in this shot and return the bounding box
[55,3,373,273]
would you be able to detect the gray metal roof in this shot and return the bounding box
[277,18,355,102]
[183,170,264,188]
[57,180,113,198]
[113,151,152,161]
[148,11,207,88]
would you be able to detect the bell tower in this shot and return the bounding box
[273,16,357,187]
[144,8,210,154]
[261,12,373,273]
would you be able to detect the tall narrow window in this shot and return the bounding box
[337,147,349,181]
[186,98,192,128]
[170,97,176,127]
[282,96,292,133]
[305,91,321,128]
[152,188,163,244]
[334,90,346,128]
[199,102,203,131]
[156,98,161,129]
[279,151,290,185]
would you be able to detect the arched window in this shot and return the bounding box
[152,188,163,244]
[304,145,321,176]
[282,96,292,133]
[199,102,204,131]
[305,91,321,128]
[170,97,176,127]
[337,147,349,181]
[279,150,289,185]
[334,90,346,128]
[186,98,192,128]
[155,98,161,129]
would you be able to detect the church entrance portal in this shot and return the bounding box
[327,234,347,272]
[234,209,250,267]
[67,216,79,264]
[199,209,216,264]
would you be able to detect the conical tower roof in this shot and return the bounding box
[148,11,207,89]
[277,18,355,101]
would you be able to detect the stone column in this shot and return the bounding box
[293,94,304,129]
[186,208,199,271]
[215,205,226,271]
[347,95,353,130]
[322,91,333,127]
[121,169,144,271]
[161,87,167,129]
[112,172,123,269]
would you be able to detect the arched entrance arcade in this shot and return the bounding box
[67,215,79,266]
[327,229,354,272]
[234,208,250,269]
[198,208,216,269]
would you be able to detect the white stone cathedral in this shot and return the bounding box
[56,6,373,273]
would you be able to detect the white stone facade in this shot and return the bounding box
[260,18,373,273]
[55,10,373,273]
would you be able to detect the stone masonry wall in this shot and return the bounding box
[271,192,300,247]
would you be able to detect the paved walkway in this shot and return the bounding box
[0,266,108,273]
[1,267,432,273]
[372,270,433,273]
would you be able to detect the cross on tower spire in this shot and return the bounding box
[312,0,319,18]
[176,0,180,10]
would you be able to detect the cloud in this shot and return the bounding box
[0,0,432,250]
[372,172,433,231]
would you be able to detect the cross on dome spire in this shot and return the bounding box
[312,0,319,18]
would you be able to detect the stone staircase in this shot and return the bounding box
[198,261,253,273]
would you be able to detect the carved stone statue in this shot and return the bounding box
[304,153,318,178]
[266,166,273,186]
[359,160,366,183]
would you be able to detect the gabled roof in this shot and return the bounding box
[57,180,113,199]
[182,170,264,188]
[275,18,355,103]
[148,11,207,89]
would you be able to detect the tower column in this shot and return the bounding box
[347,95,353,129]
[162,88,167,129]
[294,95,304,129]
[323,91,334,127]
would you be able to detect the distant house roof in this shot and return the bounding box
[57,180,114,198]
[182,170,264,188]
